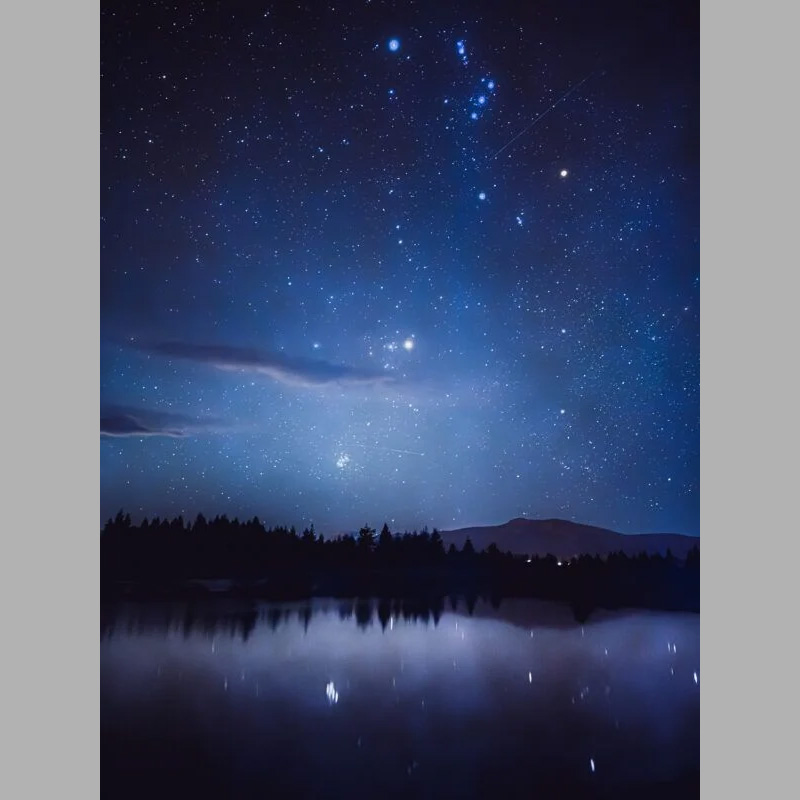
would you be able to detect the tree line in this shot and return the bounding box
[101,511,699,615]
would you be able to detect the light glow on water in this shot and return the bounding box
[102,598,699,794]
[326,681,339,704]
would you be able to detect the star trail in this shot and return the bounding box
[100,0,699,536]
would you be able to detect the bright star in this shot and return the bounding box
[478,192,486,200]
[487,80,495,90]
[470,112,478,120]
[403,338,415,351]
[560,169,569,178]
[478,95,486,105]
[388,38,400,52]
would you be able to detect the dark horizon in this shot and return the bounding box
[102,508,700,540]
[101,512,699,616]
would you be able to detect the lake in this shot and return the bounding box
[101,597,699,798]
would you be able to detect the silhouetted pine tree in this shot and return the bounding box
[357,524,376,556]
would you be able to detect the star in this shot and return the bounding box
[403,338,415,351]
[478,192,486,201]
[388,38,400,52]
[560,169,569,178]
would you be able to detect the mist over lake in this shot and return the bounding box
[102,597,699,799]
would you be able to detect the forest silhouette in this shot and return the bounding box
[101,512,699,616]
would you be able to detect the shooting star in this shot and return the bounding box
[350,443,426,457]
[492,71,595,160]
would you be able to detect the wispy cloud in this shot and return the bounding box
[100,405,222,438]
[134,340,396,388]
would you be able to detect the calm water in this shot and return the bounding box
[101,598,699,799]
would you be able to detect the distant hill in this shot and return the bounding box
[441,518,698,560]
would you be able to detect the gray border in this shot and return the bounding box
[2,1,99,797]
[700,0,789,795]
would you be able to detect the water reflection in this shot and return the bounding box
[102,598,699,799]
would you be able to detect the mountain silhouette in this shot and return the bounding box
[441,518,698,559]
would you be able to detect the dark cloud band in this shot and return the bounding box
[135,340,395,388]
[100,405,221,438]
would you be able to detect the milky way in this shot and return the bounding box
[101,0,699,535]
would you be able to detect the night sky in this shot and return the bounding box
[100,0,699,536]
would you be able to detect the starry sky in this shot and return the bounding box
[100,0,699,536]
